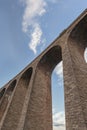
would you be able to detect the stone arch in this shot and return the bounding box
[38,45,62,73]
[1,67,33,130]
[68,14,87,64]
[0,80,17,121]
[37,46,62,129]
[20,67,33,89]
[24,46,62,130]
[0,88,6,100]
[6,80,16,96]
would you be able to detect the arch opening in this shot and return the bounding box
[38,46,62,73]
[6,80,16,95]
[0,80,17,121]
[68,14,87,63]
[0,88,6,100]
[52,61,65,130]
[20,67,33,88]
[36,46,65,129]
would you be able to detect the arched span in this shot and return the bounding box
[1,67,33,130]
[0,80,17,121]
[38,45,62,73]
[68,14,87,63]
[20,67,33,88]
[37,46,62,129]
[6,80,16,95]
[23,46,62,130]
[0,88,6,100]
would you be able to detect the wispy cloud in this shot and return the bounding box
[54,61,64,88]
[20,0,46,54]
[53,111,65,130]
[20,0,61,54]
[22,0,46,33]
[54,61,63,77]
[53,111,65,126]
[29,23,42,54]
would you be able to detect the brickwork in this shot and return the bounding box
[0,10,87,130]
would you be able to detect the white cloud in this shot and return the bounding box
[20,0,62,54]
[54,61,63,77]
[29,23,42,54]
[22,0,46,33]
[84,48,87,63]
[21,0,46,54]
[53,126,65,130]
[53,111,65,126]
[53,111,65,130]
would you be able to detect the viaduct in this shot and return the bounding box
[0,10,87,130]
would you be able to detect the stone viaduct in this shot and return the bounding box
[0,9,87,130]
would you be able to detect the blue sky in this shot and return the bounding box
[0,0,87,130]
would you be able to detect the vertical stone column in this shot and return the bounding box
[68,39,87,126]
[62,43,87,130]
